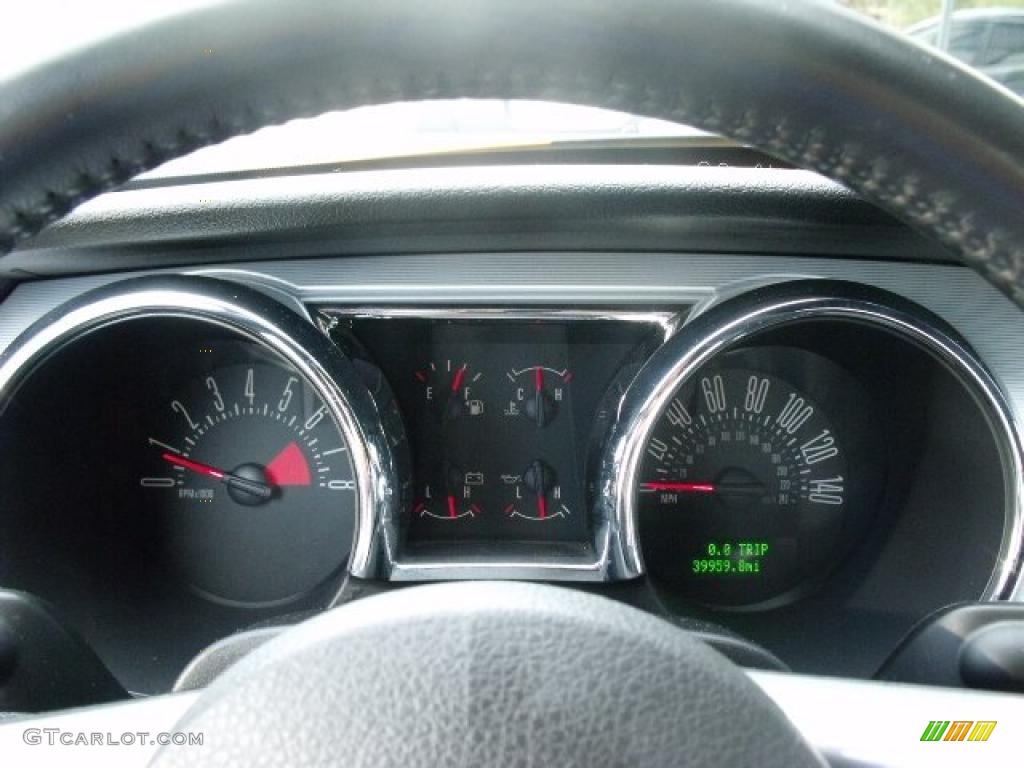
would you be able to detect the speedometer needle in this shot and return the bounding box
[641,482,717,493]
[641,480,766,498]
[161,452,274,499]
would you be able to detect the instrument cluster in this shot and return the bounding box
[0,274,1020,687]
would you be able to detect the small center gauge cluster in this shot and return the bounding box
[408,360,577,525]
[327,312,663,571]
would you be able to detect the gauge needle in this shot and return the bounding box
[451,365,467,394]
[641,480,766,498]
[161,452,274,499]
[537,492,548,520]
[534,367,547,427]
[641,482,717,493]
[447,494,458,519]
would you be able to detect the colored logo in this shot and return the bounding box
[920,721,997,742]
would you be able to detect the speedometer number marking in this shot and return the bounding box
[808,476,845,505]
[799,430,838,465]
[666,397,692,427]
[744,375,770,414]
[701,375,726,413]
[646,437,669,462]
[776,392,813,433]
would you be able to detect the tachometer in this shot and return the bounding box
[144,355,357,606]
[0,275,405,613]
[637,368,848,606]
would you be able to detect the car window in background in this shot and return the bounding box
[951,21,991,63]
[986,17,1024,62]
[847,0,1024,94]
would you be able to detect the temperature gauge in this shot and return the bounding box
[504,366,573,427]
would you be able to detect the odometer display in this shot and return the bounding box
[637,367,851,606]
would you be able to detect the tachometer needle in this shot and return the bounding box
[161,452,274,499]
[641,482,717,493]
[162,452,225,480]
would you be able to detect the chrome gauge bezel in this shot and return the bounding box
[0,275,404,583]
[599,279,1024,599]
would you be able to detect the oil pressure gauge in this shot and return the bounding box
[500,459,571,521]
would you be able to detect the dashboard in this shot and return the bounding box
[0,248,1021,698]
[1,0,1023,759]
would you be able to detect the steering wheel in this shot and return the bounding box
[1,0,1022,764]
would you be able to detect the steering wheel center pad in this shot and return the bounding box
[152,582,821,767]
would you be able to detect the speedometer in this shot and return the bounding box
[637,367,849,606]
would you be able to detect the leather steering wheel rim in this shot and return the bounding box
[0,0,1022,306]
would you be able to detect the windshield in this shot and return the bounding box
[8,0,1024,177]
[137,102,718,180]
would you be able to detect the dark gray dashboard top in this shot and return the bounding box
[1,167,939,278]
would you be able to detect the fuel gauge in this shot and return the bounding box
[416,360,486,420]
